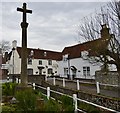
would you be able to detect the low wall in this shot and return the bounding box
[9,74,45,85]
[95,71,119,85]
[41,81,120,111]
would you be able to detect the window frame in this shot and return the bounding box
[48,60,52,65]
[83,66,90,76]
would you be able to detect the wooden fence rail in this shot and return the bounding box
[32,83,119,113]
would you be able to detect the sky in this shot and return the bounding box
[1,1,109,52]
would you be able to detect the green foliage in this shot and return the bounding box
[60,95,74,111]
[2,104,18,113]
[43,99,62,112]
[79,102,100,113]
[2,82,17,96]
[33,89,48,101]
[15,90,37,112]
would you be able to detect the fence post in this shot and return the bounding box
[7,76,9,83]
[96,82,100,94]
[53,77,55,85]
[63,78,65,87]
[47,87,50,100]
[33,83,35,90]
[45,75,47,81]
[77,80,80,90]
[73,94,77,112]
[16,78,18,83]
[19,79,21,83]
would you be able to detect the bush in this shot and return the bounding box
[43,99,62,112]
[60,95,74,112]
[2,82,17,96]
[15,89,37,112]
[2,104,18,113]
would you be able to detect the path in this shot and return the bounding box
[47,77,119,98]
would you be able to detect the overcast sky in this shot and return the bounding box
[1,1,109,52]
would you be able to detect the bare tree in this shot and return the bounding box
[0,40,10,54]
[78,0,120,96]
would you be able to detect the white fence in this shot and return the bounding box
[46,77,119,95]
[32,83,119,113]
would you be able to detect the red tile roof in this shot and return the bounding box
[62,37,110,59]
[17,47,62,60]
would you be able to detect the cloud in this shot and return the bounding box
[1,2,107,51]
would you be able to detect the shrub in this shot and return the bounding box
[60,95,74,112]
[43,99,62,112]
[15,89,37,112]
[2,82,17,96]
[2,104,18,113]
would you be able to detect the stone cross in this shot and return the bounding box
[17,3,32,86]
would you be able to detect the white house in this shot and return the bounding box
[6,24,117,80]
[58,24,117,79]
[7,40,61,76]
[58,42,101,79]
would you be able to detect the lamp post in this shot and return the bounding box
[12,47,15,83]
[67,54,71,80]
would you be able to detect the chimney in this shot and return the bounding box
[12,40,17,49]
[100,24,110,39]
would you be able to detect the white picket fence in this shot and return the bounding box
[46,77,119,95]
[32,83,119,113]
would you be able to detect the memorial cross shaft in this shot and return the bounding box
[17,3,32,86]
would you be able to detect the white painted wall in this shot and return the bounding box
[58,57,101,79]
[8,48,59,76]
[27,59,58,75]
[8,49,21,74]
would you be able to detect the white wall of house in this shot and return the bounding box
[7,48,59,76]
[58,57,101,79]
[7,49,21,74]
[27,58,58,76]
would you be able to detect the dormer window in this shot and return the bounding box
[30,50,34,56]
[63,54,68,61]
[44,52,47,57]
[28,58,32,65]
[81,51,89,59]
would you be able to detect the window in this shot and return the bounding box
[48,68,53,74]
[83,67,90,77]
[64,68,68,76]
[63,54,68,61]
[28,58,32,65]
[48,60,52,65]
[27,68,33,75]
[44,52,47,57]
[39,60,42,65]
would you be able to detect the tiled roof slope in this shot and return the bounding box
[17,47,62,61]
[62,37,110,59]
[62,24,111,59]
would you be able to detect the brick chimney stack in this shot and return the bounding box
[100,24,110,39]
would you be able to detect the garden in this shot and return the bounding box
[1,82,108,113]
[1,82,74,113]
